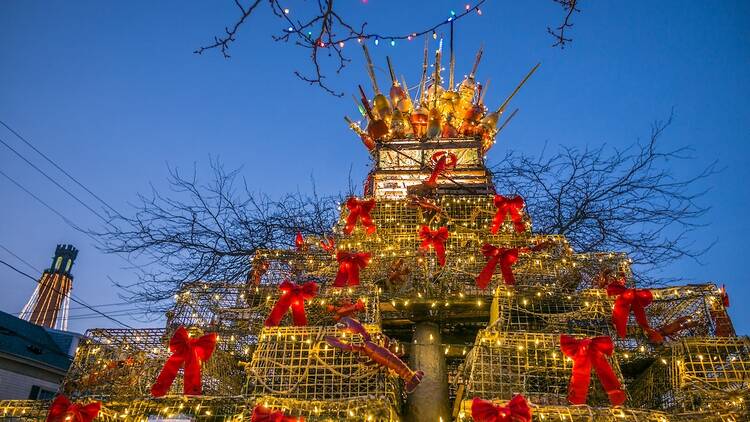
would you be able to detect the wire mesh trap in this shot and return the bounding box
[0,400,117,421]
[249,395,400,421]
[61,327,248,400]
[455,331,626,407]
[243,326,401,403]
[490,285,613,337]
[628,336,750,414]
[454,401,671,422]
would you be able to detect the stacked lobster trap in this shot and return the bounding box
[613,283,735,365]
[455,331,626,407]
[243,325,402,421]
[60,327,249,399]
[628,336,750,416]
[0,400,116,421]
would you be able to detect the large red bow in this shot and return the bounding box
[559,335,626,406]
[606,282,655,339]
[333,251,371,287]
[425,151,457,187]
[721,284,730,308]
[491,195,526,234]
[344,197,376,235]
[418,225,449,266]
[476,244,520,289]
[151,326,217,397]
[265,280,319,327]
[471,395,531,422]
[251,405,303,422]
[295,232,305,251]
[46,395,101,422]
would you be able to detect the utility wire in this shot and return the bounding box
[0,120,122,217]
[0,259,133,329]
[0,135,111,225]
[0,168,147,277]
[0,169,85,232]
[0,243,41,274]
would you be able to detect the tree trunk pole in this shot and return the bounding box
[405,322,450,421]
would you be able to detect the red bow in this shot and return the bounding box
[46,395,101,422]
[295,232,305,251]
[606,282,655,339]
[151,326,217,397]
[476,244,520,289]
[265,280,319,327]
[559,335,625,406]
[418,225,449,266]
[491,195,526,234]
[320,236,336,252]
[333,251,371,287]
[425,151,457,187]
[251,405,303,422]
[721,284,730,308]
[471,395,531,422]
[344,197,376,235]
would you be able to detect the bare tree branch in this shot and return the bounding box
[93,159,339,312]
[547,0,579,48]
[492,112,718,285]
[197,1,588,96]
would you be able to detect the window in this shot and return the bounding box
[28,385,56,400]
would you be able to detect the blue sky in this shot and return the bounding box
[1,1,748,333]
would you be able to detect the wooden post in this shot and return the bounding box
[406,322,450,421]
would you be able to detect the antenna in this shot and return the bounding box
[496,108,519,135]
[361,43,381,94]
[496,62,540,114]
[418,36,429,104]
[478,79,490,105]
[469,44,484,79]
[386,56,397,84]
[449,21,455,88]
[432,39,443,107]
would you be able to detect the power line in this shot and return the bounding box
[0,243,41,274]
[0,120,122,217]
[0,169,147,277]
[0,169,85,232]
[0,258,133,329]
[0,135,111,225]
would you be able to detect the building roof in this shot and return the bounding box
[0,310,73,371]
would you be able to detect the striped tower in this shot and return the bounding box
[19,244,77,330]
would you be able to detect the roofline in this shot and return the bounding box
[0,350,70,376]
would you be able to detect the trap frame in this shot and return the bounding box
[628,336,750,414]
[455,331,626,407]
[243,326,401,404]
[61,327,249,400]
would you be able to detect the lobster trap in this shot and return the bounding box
[245,283,381,328]
[167,281,249,329]
[614,284,734,361]
[455,331,626,407]
[0,400,116,421]
[250,395,400,421]
[628,336,750,414]
[490,286,613,337]
[454,402,671,422]
[243,326,401,404]
[104,397,247,421]
[61,328,249,399]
